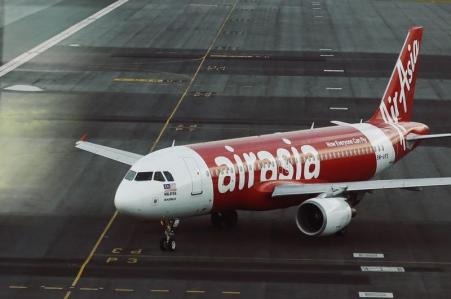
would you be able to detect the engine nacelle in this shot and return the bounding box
[296,197,352,236]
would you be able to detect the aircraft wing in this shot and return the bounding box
[272,177,451,198]
[406,133,451,141]
[75,141,143,165]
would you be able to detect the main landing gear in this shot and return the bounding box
[211,210,238,229]
[160,218,179,251]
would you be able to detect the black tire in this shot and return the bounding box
[211,212,223,228]
[168,238,176,251]
[223,210,238,229]
[160,237,168,251]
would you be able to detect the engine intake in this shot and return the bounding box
[296,197,352,236]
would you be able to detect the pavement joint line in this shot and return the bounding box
[151,289,170,293]
[64,1,240,298]
[114,288,135,292]
[9,285,28,289]
[149,0,239,153]
[0,0,129,78]
[92,253,451,266]
[222,291,241,295]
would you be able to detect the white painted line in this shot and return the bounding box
[189,3,218,6]
[359,292,394,298]
[324,69,344,73]
[68,43,80,47]
[320,48,333,51]
[329,107,349,111]
[326,87,343,90]
[361,266,405,272]
[80,287,99,291]
[314,15,323,17]
[0,0,129,78]
[114,288,134,292]
[312,3,321,5]
[4,84,43,92]
[353,253,384,259]
[41,286,64,290]
[9,285,28,289]
[320,54,334,57]
[313,7,321,9]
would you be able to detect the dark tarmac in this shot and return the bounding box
[1,0,451,298]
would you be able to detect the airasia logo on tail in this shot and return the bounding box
[380,39,420,124]
[214,140,320,194]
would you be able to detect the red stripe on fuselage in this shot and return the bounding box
[190,125,379,211]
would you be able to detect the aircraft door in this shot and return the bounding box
[183,157,203,195]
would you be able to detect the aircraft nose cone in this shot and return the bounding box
[114,182,130,213]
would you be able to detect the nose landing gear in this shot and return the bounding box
[160,218,179,251]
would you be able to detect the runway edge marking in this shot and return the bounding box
[0,0,129,78]
[63,1,240,298]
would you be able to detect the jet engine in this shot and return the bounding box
[296,197,352,236]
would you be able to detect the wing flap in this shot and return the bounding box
[75,141,143,165]
[272,177,451,198]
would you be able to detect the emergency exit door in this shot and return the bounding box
[183,157,203,195]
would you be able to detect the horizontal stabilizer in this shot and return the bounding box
[75,141,143,165]
[406,133,451,141]
[272,177,451,198]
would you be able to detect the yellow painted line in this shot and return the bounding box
[151,289,170,293]
[63,211,118,299]
[114,288,134,292]
[222,291,241,295]
[186,290,206,294]
[64,1,239,298]
[9,285,28,289]
[79,287,99,291]
[41,286,64,290]
[149,0,239,153]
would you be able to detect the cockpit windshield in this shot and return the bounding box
[124,170,137,181]
[153,172,165,182]
[129,171,174,182]
[163,171,174,181]
[135,172,153,181]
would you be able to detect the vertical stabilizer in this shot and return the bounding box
[369,26,423,124]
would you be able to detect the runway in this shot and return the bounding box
[1,0,451,298]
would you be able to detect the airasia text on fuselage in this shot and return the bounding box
[214,138,320,194]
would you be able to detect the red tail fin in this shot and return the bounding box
[369,26,423,124]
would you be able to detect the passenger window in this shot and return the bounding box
[135,172,153,181]
[154,171,166,182]
[163,171,174,181]
[124,170,137,181]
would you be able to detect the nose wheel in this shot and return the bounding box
[160,218,179,251]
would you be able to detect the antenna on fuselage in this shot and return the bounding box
[310,122,315,130]
[171,140,176,147]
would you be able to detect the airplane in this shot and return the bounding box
[76,26,451,251]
